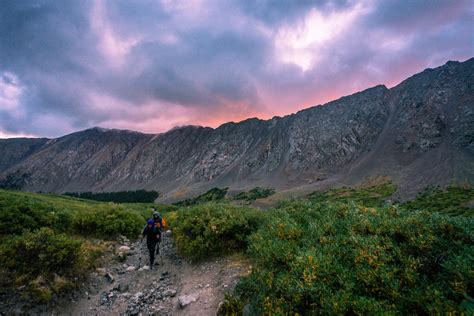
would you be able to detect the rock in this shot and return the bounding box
[128,305,140,316]
[138,265,150,271]
[178,294,199,308]
[126,266,136,272]
[96,268,106,275]
[164,289,177,297]
[165,230,172,236]
[119,245,131,253]
[115,282,129,292]
[104,272,114,283]
[134,292,143,299]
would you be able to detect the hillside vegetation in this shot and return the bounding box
[229,202,473,314]
[169,182,473,314]
[64,190,159,203]
[1,182,473,313]
[173,187,229,206]
[401,185,474,216]
[233,187,275,202]
[0,190,158,303]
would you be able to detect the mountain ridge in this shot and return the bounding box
[1,58,473,201]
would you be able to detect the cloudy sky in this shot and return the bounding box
[0,0,472,138]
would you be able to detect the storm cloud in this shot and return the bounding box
[0,0,472,137]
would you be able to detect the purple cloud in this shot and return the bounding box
[0,0,472,138]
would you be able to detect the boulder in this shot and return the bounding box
[118,245,131,253]
[178,293,199,308]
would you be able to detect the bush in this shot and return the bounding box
[308,181,397,207]
[232,201,474,314]
[72,207,145,238]
[0,190,153,238]
[234,187,275,201]
[174,187,229,206]
[0,228,95,303]
[64,190,159,203]
[169,203,266,260]
[401,185,474,216]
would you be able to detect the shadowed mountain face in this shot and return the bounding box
[1,59,473,201]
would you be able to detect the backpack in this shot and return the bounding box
[154,218,165,231]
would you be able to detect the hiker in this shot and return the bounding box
[142,219,160,269]
[152,210,166,255]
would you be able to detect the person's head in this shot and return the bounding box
[153,211,161,220]
[147,219,154,227]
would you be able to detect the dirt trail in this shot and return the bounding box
[60,233,248,315]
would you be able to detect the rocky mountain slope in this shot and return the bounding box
[1,58,473,201]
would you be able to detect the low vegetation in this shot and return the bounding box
[168,203,266,260]
[64,189,159,203]
[401,185,474,216]
[233,187,275,201]
[229,201,473,314]
[173,187,229,206]
[0,189,155,303]
[0,228,105,303]
[307,181,397,207]
[0,190,152,238]
[2,181,473,313]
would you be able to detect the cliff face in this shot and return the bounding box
[1,59,473,200]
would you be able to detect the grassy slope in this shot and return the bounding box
[1,182,473,311]
[0,189,170,303]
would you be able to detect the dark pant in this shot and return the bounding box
[147,241,157,266]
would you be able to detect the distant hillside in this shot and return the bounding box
[0,58,473,201]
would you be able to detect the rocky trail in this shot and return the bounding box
[59,232,249,315]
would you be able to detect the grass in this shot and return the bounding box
[227,201,473,314]
[401,185,474,216]
[0,189,158,238]
[173,187,229,206]
[307,181,397,207]
[0,189,162,303]
[233,187,276,202]
[2,180,473,313]
[168,203,267,260]
[64,190,159,203]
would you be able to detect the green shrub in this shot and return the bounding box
[72,207,144,238]
[0,190,154,238]
[0,228,92,303]
[169,203,267,260]
[308,181,397,207]
[401,185,474,216]
[234,187,276,201]
[1,227,82,276]
[174,187,229,206]
[64,190,159,203]
[233,201,473,314]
